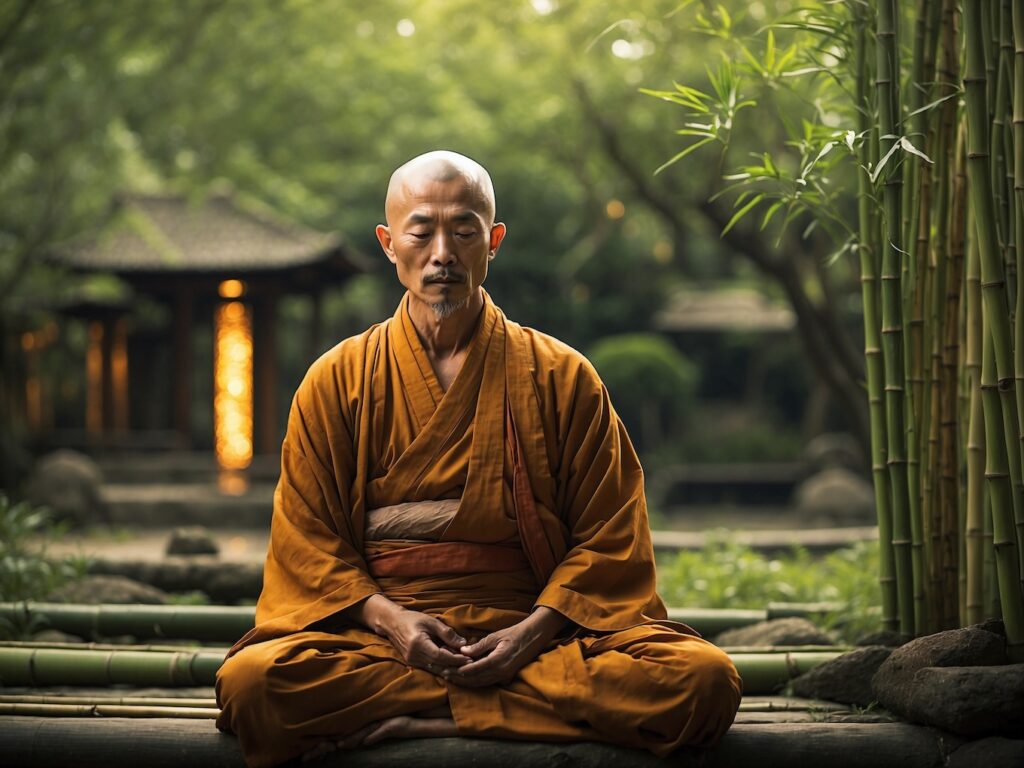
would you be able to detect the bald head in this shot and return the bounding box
[385,150,496,224]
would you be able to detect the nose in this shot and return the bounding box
[429,231,457,266]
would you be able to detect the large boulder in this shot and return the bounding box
[902,664,1024,737]
[793,467,875,525]
[48,575,169,604]
[713,617,836,647]
[792,645,893,707]
[166,526,220,556]
[946,737,1024,767]
[23,450,107,526]
[872,623,1017,737]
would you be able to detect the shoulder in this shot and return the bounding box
[509,321,605,401]
[293,319,389,413]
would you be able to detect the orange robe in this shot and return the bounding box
[216,293,741,768]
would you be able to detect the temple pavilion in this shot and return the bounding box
[28,191,365,470]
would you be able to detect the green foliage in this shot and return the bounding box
[588,333,697,452]
[0,494,87,639]
[674,411,803,462]
[658,536,881,640]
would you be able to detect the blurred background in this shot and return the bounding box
[0,0,874,546]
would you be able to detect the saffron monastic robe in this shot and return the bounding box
[216,293,742,768]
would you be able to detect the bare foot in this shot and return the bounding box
[300,740,337,762]
[317,708,457,754]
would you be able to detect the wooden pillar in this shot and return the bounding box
[100,316,116,434]
[171,290,193,446]
[308,290,322,363]
[112,317,129,432]
[254,294,278,456]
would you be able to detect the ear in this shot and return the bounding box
[375,224,397,264]
[487,222,507,261]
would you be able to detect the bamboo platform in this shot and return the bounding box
[0,718,972,768]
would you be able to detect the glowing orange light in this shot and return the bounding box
[606,199,626,220]
[214,300,253,471]
[219,279,246,299]
[86,321,103,435]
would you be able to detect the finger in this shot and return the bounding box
[459,633,500,659]
[419,646,471,668]
[426,619,466,651]
[454,644,510,677]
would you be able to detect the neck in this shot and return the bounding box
[406,288,485,358]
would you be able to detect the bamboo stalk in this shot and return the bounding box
[856,4,898,634]
[982,333,1024,658]
[965,0,1024,629]
[1013,0,1024,554]
[876,0,915,640]
[966,219,987,624]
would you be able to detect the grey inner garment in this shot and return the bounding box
[364,499,460,542]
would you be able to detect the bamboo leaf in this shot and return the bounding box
[765,29,776,71]
[902,89,961,121]
[721,193,765,236]
[802,141,836,177]
[653,136,716,174]
[869,138,902,183]
[761,199,786,230]
[898,136,933,164]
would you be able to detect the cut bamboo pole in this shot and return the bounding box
[876,0,915,639]
[0,645,842,695]
[856,3,897,634]
[0,603,254,642]
[0,695,217,708]
[0,602,862,643]
[0,703,220,719]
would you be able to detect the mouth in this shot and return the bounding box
[425,273,465,285]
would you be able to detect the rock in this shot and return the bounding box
[31,629,84,644]
[946,736,1024,768]
[872,624,1010,732]
[23,450,107,526]
[804,432,864,472]
[166,526,220,556]
[855,630,904,647]
[792,467,875,524]
[48,575,169,604]
[791,646,893,706]
[713,617,836,647]
[898,664,1024,737]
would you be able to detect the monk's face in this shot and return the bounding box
[376,172,506,316]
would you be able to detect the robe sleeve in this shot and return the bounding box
[226,342,381,656]
[534,354,666,632]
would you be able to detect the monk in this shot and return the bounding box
[215,151,742,767]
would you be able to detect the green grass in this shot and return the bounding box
[657,533,881,640]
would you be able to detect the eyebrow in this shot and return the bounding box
[405,211,480,226]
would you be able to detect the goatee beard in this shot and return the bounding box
[430,296,470,319]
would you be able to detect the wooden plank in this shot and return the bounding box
[0,718,948,768]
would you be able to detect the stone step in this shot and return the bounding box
[93,452,280,485]
[101,485,275,528]
[2,719,1010,768]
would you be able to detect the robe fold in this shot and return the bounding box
[216,292,741,768]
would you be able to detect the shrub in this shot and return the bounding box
[588,333,697,453]
[657,534,881,640]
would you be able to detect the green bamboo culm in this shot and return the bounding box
[876,0,915,639]
[856,3,897,633]
[965,219,987,625]
[1013,0,1024,557]
[962,3,1024,647]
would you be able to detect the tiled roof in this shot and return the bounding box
[654,286,796,332]
[54,193,350,274]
